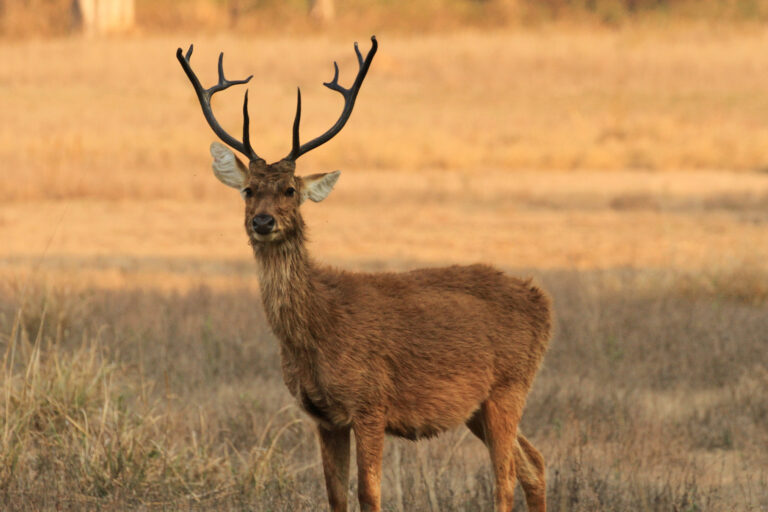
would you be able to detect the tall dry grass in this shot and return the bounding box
[0,287,311,509]
[0,269,766,510]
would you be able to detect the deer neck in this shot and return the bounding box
[251,229,327,350]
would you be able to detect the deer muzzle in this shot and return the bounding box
[252,214,276,235]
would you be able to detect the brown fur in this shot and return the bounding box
[237,158,552,511]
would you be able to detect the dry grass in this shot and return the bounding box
[0,287,313,510]
[4,30,768,203]
[0,269,766,510]
[2,167,767,295]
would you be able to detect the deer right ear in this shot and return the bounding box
[210,142,247,189]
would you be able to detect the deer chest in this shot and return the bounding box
[299,387,332,425]
[280,355,349,428]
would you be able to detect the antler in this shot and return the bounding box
[286,36,378,161]
[176,45,262,162]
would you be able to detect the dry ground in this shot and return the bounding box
[1,29,767,510]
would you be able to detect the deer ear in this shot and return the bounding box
[210,142,247,189]
[301,171,340,203]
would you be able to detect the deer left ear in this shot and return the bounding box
[301,171,340,203]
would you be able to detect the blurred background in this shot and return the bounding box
[1,1,767,510]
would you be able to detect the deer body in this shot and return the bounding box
[178,36,552,512]
[258,239,550,437]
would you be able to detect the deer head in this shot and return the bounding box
[177,37,377,245]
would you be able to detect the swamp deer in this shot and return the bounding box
[177,36,552,512]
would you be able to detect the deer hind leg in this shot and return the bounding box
[353,418,385,512]
[466,394,544,512]
[470,396,521,512]
[514,433,547,512]
[317,426,351,512]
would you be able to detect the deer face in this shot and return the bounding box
[210,142,340,244]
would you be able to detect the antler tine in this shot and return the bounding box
[286,35,378,161]
[291,88,302,159]
[242,90,253,157]
[176,46,261,162]
[354,41,364,67]
[325,62,341,92]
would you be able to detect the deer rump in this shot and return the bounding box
[283,263,552,441]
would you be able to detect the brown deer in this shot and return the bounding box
[177,36,552,512]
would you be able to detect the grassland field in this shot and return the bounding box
[0,28,767,510]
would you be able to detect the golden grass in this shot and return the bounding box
[3,31,768,285]
[2,169,766,294]
[3,29,768,202]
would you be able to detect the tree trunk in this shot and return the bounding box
[309,0,334,24]
[72,0,134,35]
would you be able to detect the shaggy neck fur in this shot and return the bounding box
[251,221,329,351]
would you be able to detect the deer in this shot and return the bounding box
[176,36,552,512]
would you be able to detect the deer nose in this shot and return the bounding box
[252,214,276,235]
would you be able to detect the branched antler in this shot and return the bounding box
[286,36,378,161]
[178,37,377,165]
[176,45,262,162]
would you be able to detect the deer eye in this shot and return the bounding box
[285,187,296,198]
[241,187,253,199]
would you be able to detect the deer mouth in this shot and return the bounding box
[251,230,282,243]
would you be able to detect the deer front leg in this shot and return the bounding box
[318,425,351,512]
[353,418,385,512]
